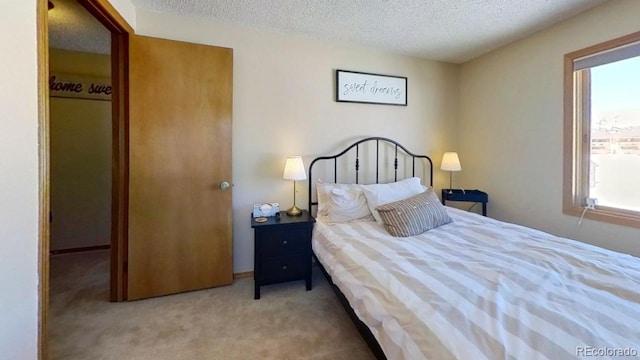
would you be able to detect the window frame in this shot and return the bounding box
[563,31,640,229]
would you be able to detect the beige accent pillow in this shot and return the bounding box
[375,188,452,237]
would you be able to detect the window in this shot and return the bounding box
[564,31,640,228]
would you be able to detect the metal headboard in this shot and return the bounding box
[308,137,433,213]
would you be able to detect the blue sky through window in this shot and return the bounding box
[591,56,640,122]
[588,55,640,211]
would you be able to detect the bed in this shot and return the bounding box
[308,137,640,360]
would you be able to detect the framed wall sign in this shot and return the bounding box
[336,69,407,106]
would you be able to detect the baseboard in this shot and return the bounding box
[50,244,111,255]
[49,249,254,281]
[233,271,253,279]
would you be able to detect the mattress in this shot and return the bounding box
[312,207,640,360]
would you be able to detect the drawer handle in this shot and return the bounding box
[282,265,288,271]
[282,240,288,245]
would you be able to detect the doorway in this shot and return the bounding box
[48,1,112,256]
[47,1,114,355]
[38,0,132,355]
[39,0,235,356]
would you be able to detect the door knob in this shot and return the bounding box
[219,181,231,191]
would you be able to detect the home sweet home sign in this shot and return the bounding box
[49,72,112,101]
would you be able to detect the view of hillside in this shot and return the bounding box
[588,55,640,212]
[591,109,640,155]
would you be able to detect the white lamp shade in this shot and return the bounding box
[283,156,307,181]
[440,152,462,171]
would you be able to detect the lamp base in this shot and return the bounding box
[286,205,302,216]
[448,171,454,194]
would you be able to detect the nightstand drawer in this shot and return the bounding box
[260,229,308,257]
[261,255,308,283]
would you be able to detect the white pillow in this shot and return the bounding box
[316,180,333,216]
[317,181,373,222]
[360,177,427,224]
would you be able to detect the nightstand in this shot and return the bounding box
[441,189,488,216]
[251,210,315,299]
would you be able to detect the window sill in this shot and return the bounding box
[564,204,640,229]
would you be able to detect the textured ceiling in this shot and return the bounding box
[130,0,607,63]
[47,0,607,62]
[48,0,110,54]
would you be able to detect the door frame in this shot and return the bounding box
[79,0,132,303]
[37,0,132,357]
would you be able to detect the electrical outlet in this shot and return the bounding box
[586,197,598,209]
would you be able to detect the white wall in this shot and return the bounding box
[0,1,39,359]
[50,98,112,250]
[459,0,640,256]
[135,10,460,272]
[49,50,112,251]
[106,0,136,29]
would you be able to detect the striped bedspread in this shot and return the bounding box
[312,207,640,360]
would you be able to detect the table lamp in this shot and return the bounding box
[440,152,461,193]
[283,156,306,216]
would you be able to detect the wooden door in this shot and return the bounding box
[128,35,233,300]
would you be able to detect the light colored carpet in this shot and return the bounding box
[49,250,375,360]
